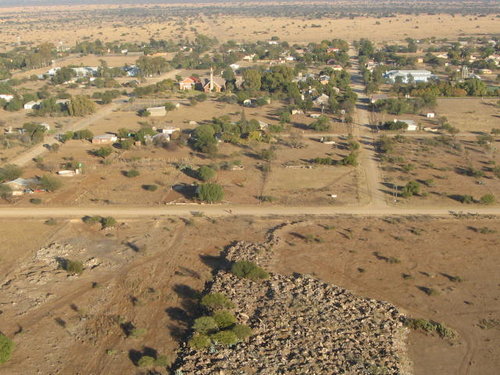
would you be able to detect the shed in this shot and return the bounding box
[92,134,118,144]
[147,107,167,117]
[426,112,435,118]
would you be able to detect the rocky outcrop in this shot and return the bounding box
[174,232,411,375]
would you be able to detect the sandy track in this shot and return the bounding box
[0,204,499,219]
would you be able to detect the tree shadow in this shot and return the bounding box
[171,183,197,200]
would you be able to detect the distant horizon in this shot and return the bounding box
[0,0,487,7]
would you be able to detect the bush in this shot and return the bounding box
[188,334,211,350]
[200,293,235,311]
[129,328,147,338]
[142,184,158,191]
[213,311,237,330]
[0,184,12,199]
[30,198,42,204]
[0,334,14,364]
[197,165,216,181]
[196,183,224,203]
[401,181,420,198]
[479,194,495,205]
[258,148,276,161]
[210,330,239,346]
[404,318,455,339]
[0,164,23,182]
[62,259,84,275]
[193,316,218,335]
[309,116,330,131]
[137,356,155,368]
[39,175,62,192]
[92,146,113,158]
[232,324,252,340]
[124,169,140,178]
[231,261,269,281]
[460,194,474,204]
[101,216,116,229]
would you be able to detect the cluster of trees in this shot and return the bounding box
[133,79,176,97]
[135,56,171,77]
[188,292,252,350]
[374,96,436,115]
[92,90,121,104]
[395,78,495,97]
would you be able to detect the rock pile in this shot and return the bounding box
[174,236,411,374]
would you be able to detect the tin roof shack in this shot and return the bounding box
[3,178,40,196]
[92,134,118,144]
[147,106,167,117]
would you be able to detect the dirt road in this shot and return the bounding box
[0,204,498,219]
[348,48,387,207]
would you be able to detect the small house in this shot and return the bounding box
[179,77,200,91]
[370,94,389,104]
[258,121,269,130]
[92,134,118,144]
[291,109,303,115]
[426,112,435,119]
[147,107,167,117]
[3,178,39,196]
[159,127,181,135]
[0,94,14,102]
[229,64,240,70]
[313,94,329,107]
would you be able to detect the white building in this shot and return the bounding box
[384,70,434,83]
[24,101,41,110]
[0,94,14,102]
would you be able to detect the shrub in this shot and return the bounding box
[197,165,216,181]
[309,116,330,131]
[44,218,57,226]
[231,261,269,281]
[210,330,239,346]
[213,311,237,330]
[258,148,276,161]
[63,259,84,275]
[129,328,147,338]
[100,216,116,229]
[124,169,140,178]
[193,316,218,335]
[39,175,62,192]
[82,215,101,225]
[137,356,155,368]
[142,184,158,191]
[30,198,42,204]
[0,184,12,199]
[232,324,252,340]
[401,181,420,198]
[188,334,211,350]
[0,164,23,182]
[460,195,474,204]
[479,194,495,205]
[404,318,455,339]
[196,183,224,203]
[0,334,14,364]
[200,293,235,311]
[154,355,170,367]
[92,146,113,158]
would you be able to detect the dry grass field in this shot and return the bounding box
[378,134,500,207]
[436,98,500,133]
[0,9,498,49]
[0,216,498,375]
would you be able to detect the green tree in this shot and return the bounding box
[232,324,252,340]
[242,69,262,91]
[188,334,211,350]
[231,261,269,281]
[309,116,331,131]
[67,95,96,116]
[213,311,237,330]
[210,330,238,346]
[479,194,495,205]
[402,181,420,198]
[196,183,224,203]
[0,164,23,182]
[164,102,176,112]
[197,166,216,181]
[193,316,218,335]
[0,184,12,199]
[200,293,235,311]
[92,146,113,158]
[39,175,62,192]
